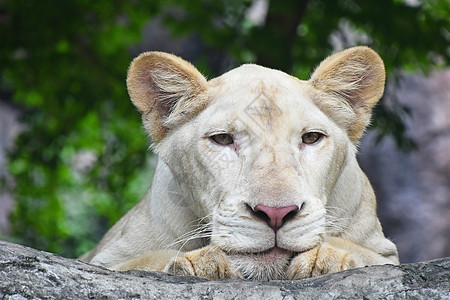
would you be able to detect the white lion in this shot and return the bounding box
[81,46,399,280]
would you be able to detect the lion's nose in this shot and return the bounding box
[253,204,299,232]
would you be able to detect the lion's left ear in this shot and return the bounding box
[309,46,385,142]
[127,51,208,143]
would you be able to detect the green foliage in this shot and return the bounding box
[0,0,448,257]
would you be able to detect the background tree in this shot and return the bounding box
[0,0,448,257]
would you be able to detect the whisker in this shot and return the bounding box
[167,225,212,248]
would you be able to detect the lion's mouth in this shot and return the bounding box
[225,246,296,279]
[259,247,293,258]
[229,247,296,262]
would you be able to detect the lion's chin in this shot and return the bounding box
[227,247,295,280]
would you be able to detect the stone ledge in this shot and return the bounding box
[0,240,448,299]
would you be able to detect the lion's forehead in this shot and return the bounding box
[205,65,328,135]
[208,64,306,104]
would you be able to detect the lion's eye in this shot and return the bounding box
[210,133,234,145]
[302,132,323,144]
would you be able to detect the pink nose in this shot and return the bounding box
[253,204,299,232]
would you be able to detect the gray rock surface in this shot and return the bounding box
[0,241,449,300]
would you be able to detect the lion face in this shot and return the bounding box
[125,47,385,279]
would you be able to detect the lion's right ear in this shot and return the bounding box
[127,52,208,143]
[309,46,385,142]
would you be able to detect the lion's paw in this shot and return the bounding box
[285,243,357,280]
[163,245,243,279]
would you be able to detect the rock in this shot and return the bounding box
[0,241,448,299]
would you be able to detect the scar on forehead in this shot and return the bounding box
[244,81,282,130]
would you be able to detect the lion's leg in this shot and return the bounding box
[113,246,243,279]
[112,249,180,272]
[285,237,395,280]
[163,245,243,279]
